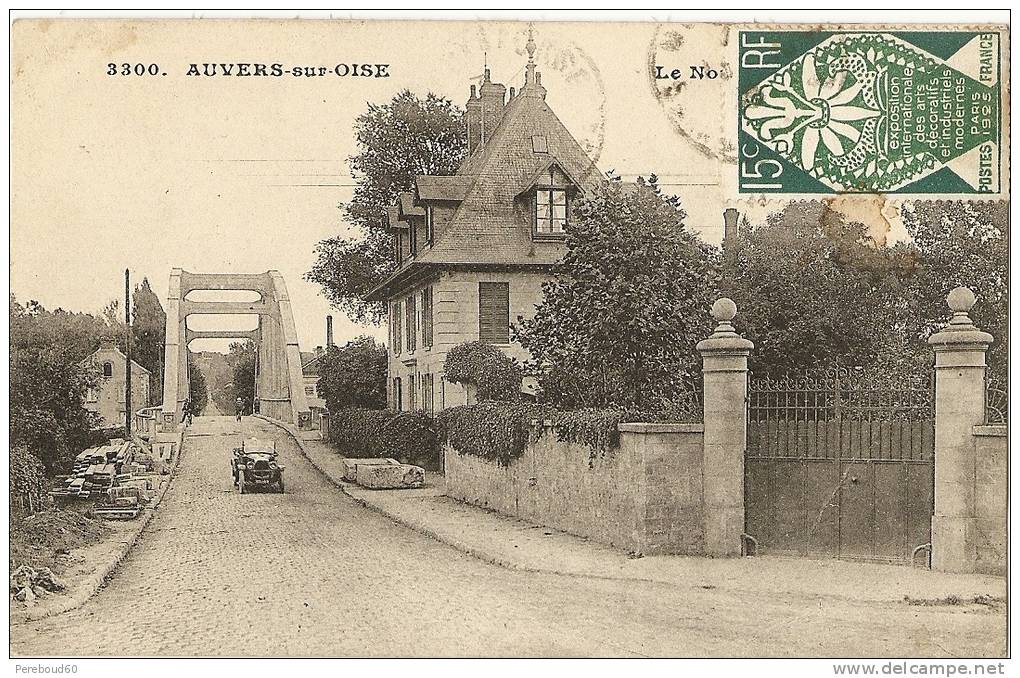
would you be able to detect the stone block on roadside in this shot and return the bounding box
[355,463,425,490]
[341,457,399,483]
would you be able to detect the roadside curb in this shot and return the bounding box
[11,429,187,626]
[255,415,642,582]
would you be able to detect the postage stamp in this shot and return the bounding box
[738,31,1003,194]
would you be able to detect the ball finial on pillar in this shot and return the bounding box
[947,286,976,313]
[711,297,737,323]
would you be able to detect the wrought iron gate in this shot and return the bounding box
[744,367,934,563]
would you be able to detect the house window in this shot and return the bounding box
[532,135,548,153]
[409,222,418,257]
[535,188,567,234]
[425,207,434,246]
[405,294,417,352]
[478,282,510,344]
[102,361,114,378]
[304,385,315,397]
[393,233,401,265]
[408,373,417,411]
[393,377,402,411]
[421,286,434,348]
[392,301,402,354]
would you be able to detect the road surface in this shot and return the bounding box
[10,416,1005,657]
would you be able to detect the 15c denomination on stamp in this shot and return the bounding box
[738,31,1002,194]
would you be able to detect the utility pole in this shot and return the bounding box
[124,268,132,436]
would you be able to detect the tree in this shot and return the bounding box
[901,201,1008,379]
[187,355,208,415]
[10,297,104,473]
[316,336,388,411]
[131,278,166,404]
[306,90,467,324]
[726,202,916,377]
[227,341,257,413]
[515,176,720,411]
[443,341,523,402]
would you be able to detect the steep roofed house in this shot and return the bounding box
[365,35,602,413]
[83,339,151,428]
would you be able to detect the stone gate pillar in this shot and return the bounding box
[697,298,754,556]
[929,287,993,573]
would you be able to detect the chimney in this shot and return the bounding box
[478,67,506,147]
[466,84,483,154]
[326,315,334,349]
[315,345,324,356]
[723,208,739,243]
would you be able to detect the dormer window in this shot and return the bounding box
[102,361,114,378]
[425,206,434,246]
[409,221,418,257]
[535,188,567,235]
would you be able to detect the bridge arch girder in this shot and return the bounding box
[160,269,311,431]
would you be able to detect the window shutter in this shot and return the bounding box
[478,282,510,344]
[405,294,417,352]
[393,301,402,354]
[422,286,434,348]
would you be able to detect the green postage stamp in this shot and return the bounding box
[738,31,1002,194]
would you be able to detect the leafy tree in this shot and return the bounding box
[515,176,720,410]
[227,341,257,413]
[443,341,523,402]
[187,355,208,415]
[306,90,467,324]
[317,336,388,411]
[727,202,916,377]
[10,297,103,473]
[901,201,1008,379]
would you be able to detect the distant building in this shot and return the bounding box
[365,34,602,413]
[301,349,325,410]
[84,339,151,428]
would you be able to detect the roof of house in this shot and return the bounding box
[398,192,425,218]
[366,63,603,300]
[418,85,601,267]
[414,175,475,203]
[300,351,321,376]
[86,345,152,376]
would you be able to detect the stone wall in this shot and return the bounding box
[972,424,1006,574]
[445,422,706,555]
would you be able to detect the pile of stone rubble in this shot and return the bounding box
[10,564,67,605]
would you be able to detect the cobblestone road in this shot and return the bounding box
[10,416,1005,657]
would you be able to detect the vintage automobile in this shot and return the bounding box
[231,438,285,494]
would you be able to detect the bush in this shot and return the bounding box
[380,412,440,470]
[326,408,393,457]
[10,445,48,515]
[438,402,557,466]
[443,341,523,402]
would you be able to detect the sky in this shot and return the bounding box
[11,19,910,353]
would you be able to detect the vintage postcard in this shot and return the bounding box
[8,14,1010,664]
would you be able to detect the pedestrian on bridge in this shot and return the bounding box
[235,397,244,422]
[180,398,192,425]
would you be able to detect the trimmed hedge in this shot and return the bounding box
[380,412,439,470]
[326,408,392,457]
[437,402,556,467]
[326,408,441,471]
